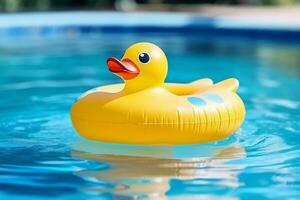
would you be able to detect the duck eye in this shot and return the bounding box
[138,53,150,64]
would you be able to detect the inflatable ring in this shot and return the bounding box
[71,42,246,144]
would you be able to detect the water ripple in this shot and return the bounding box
[0,34,300,200]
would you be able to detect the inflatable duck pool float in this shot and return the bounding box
[71,42,246,144]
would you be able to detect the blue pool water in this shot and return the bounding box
[0,32,300,200]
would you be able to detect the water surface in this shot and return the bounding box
[0,33,300,200]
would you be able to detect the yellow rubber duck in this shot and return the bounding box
[71,42,246,144]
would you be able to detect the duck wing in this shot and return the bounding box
[165,78,213,95]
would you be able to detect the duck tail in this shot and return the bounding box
[210,78,239,93]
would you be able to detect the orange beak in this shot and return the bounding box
[107,57,140,80]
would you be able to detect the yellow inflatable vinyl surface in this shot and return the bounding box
[71,42,246,144]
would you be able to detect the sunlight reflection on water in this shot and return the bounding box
[0,33,300,200]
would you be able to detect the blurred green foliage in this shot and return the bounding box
[0,0,299,12]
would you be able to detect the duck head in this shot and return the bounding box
[107,42,168,93]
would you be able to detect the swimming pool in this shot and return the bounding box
[0,12,300,200]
